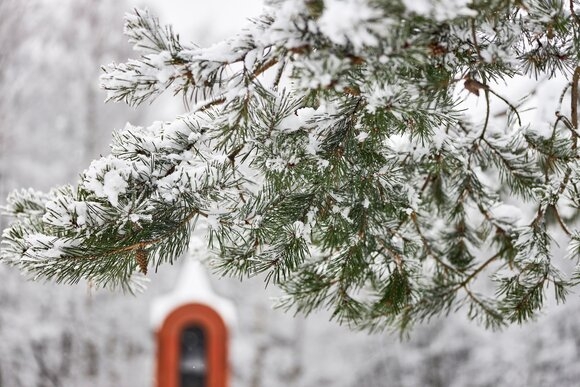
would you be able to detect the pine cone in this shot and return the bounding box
[135,248,148,275]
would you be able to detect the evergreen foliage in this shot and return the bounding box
[3,0,580,333]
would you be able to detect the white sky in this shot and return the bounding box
[127,0,265,45]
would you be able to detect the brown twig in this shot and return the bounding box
[253,57,279,78]
[79,208,207,260]
[572,66,580,131]
[458,249,505,288]
[553,204,573,236]
[571,0,580,25]
[410,212,460,274]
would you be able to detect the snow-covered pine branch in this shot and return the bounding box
[3,0,580,333]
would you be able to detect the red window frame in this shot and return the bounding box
[155,303,228,387]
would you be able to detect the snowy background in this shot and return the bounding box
[1,0,580,386]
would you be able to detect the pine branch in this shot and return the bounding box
[4,0,580,334]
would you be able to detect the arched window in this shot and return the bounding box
[155,303,228,387]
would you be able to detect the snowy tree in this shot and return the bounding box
[3,0,580,334]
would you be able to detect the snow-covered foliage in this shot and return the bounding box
[3,0,580,334]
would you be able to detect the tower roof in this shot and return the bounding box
[150,247,236,330]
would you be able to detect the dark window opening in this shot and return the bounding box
[179,325,207,387]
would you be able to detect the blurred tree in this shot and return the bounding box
[0,0,26,233]
[0,1,150,386]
